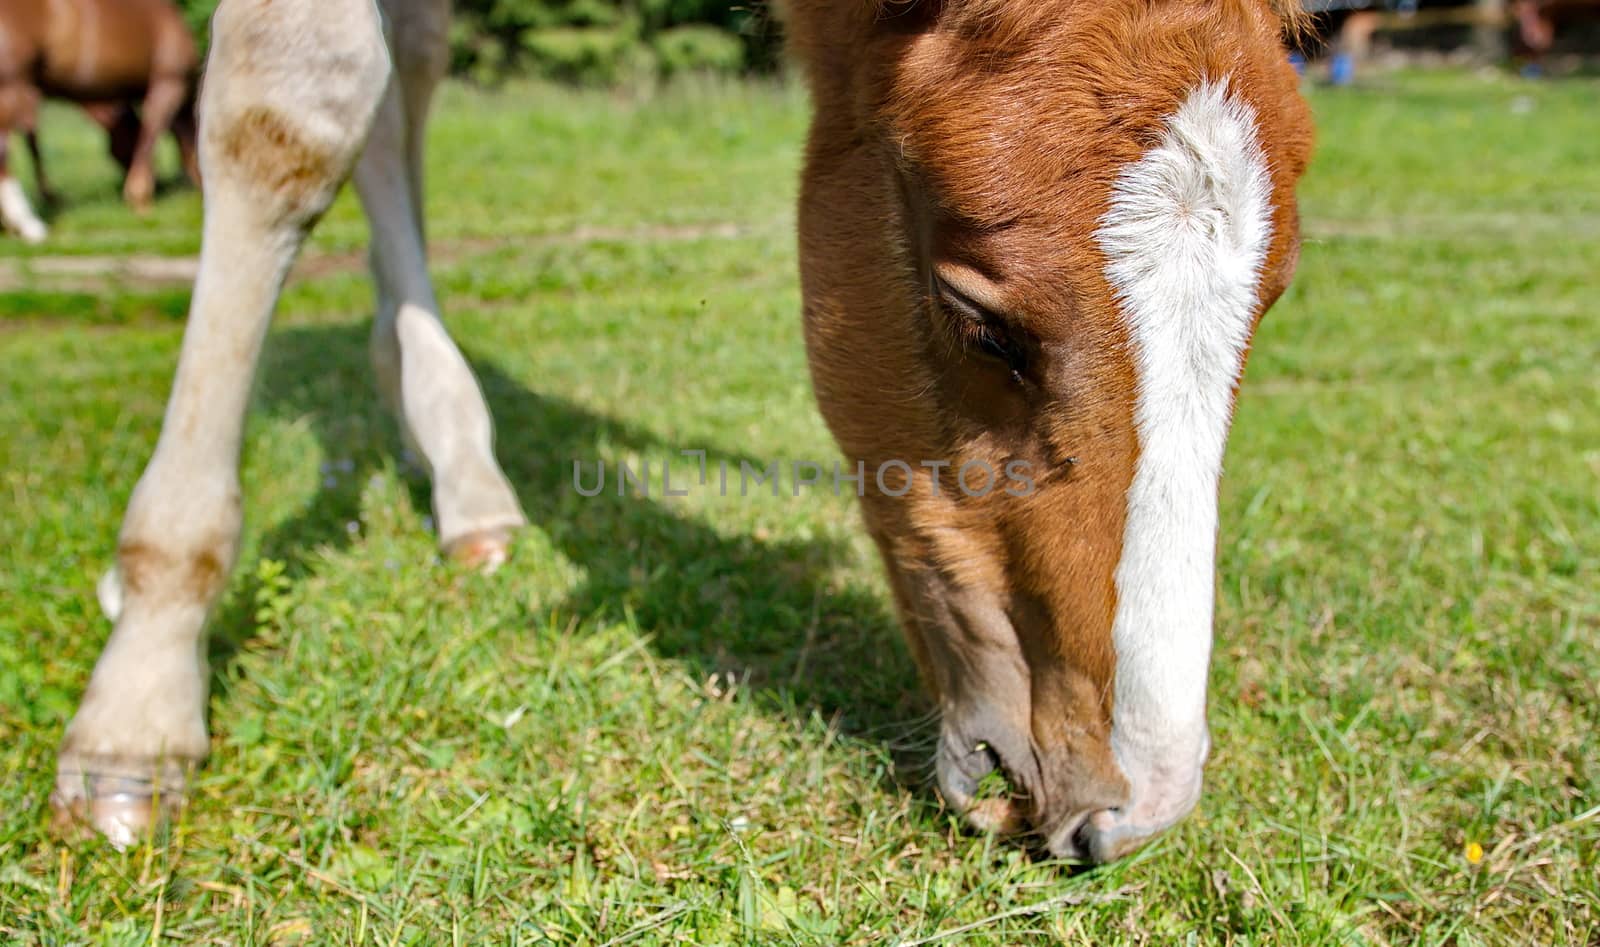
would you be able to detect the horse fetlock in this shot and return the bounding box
[116,537,233,608]
[56,626,209,847]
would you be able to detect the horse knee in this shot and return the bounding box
[200,0,392,227]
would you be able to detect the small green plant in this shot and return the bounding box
[251,557,294,635]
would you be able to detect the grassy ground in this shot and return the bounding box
[1,70,1596,944]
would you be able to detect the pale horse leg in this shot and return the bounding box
[358,0,525,569]
[53,0,524,846]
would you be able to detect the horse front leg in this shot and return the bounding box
[53,0,392,847]
[24,128,54,205]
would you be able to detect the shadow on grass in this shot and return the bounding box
[206,321,931,778]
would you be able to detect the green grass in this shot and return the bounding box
[1,70,1596,943]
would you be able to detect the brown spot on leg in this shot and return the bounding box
[117,541,231,604]
[217,106,341,221]
[187,549,225,601]
[116,541,163,598]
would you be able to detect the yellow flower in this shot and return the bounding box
[1465,841,1484,865]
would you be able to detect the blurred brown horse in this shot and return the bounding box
[0,0,199,241]
[1513,0,1600,71]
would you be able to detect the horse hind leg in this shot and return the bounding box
[81,101,142,175]
[121,76,187,211]
[53,0,392,847]
[357,0,525,570]
[172,97,201,189]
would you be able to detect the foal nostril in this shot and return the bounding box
[937,736,1032,835]
[1070,817,1095,860]
[964,741,1031,834]
[1046,808,1136,864]
[946,738,1006,790]
[1040,811,1096,862]
[974,741,1003,779]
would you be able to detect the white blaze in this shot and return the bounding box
[1094,79,1273,832]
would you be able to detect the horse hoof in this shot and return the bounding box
[445,528,515,574]
[50,771,184,851]
[123,175,155,213]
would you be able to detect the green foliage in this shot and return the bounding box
[519,25,656,86]
[172,0,776,85]
[176,0,219,39]
[452,0,778,83]
[652,24,747,76]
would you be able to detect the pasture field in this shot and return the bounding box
[1,70,1596,944]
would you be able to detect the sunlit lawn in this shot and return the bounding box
[1,70,1596,943]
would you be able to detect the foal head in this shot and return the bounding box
[788,0,1311,861]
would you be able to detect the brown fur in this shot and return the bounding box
[788,0,1312,850]
[0,0,199,213]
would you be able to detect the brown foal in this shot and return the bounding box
[51,0,1313,865]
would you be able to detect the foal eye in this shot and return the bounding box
[933,274,1027,378]
[971,325,1012,363]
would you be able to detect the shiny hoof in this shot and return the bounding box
[444,527,515,573]
[50,771,184,851]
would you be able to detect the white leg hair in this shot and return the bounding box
[53,0,393,847]
[0,175,47,243]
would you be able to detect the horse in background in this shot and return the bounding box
[1513,0,1600,73]
[0,0,200,242]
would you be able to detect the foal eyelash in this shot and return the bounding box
[933,275,1028,379]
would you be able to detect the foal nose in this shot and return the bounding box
[938,728,1156,863]
[1053,759,1209,862]
[938,717,1208,863]
[1047,807,1157,863]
